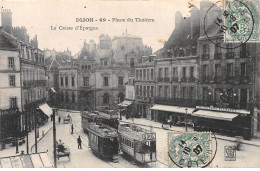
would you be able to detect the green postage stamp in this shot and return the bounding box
[168,132,213,168]
[224,0,260,43]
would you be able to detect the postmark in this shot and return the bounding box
[168,132,217,168]
[224,146,236,161]
[204,0,259,49]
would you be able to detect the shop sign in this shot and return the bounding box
[196,106,250,114]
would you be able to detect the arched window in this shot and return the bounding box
[103,93,109,104]
[118,92,125,103]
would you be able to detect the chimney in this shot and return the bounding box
[1,9,13,35]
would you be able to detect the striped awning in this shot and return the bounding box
[118,100,133,107]
[191,110,239,121]
[50,88,56,93]
[0,152,53,168]
[39,103,52,117]
[150,104,195,114]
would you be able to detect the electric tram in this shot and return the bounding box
[81,111,119,133]
[118,123,157,163]
[81,111,119,162]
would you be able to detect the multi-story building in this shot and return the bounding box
[20,42,47,132]
[0,29,22,142]
[136,1,260,139]
[151,55,199,124]
[94,64,130,110]
[55,32,152,111]
[135,55,156,119]
[1,9,48,139]
[45,49,73,106]
[58,64,78,110]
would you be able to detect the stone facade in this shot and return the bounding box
[1,9,47,140]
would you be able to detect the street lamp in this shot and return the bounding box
[185,108,188,132]
[51,88,58,168]
[35,106,38,153]
[15,125,19,154]
[25,100,29,154]
[52,108,57,168]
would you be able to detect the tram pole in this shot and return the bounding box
[185,108,188,132]
[34,105,37,153]
[25,100,29,154]
[53,108,57,168]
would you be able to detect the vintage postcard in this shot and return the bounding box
[0,0,260,168]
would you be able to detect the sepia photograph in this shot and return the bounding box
[0,0,260,168]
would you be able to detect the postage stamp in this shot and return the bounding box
[224,146,236,161]
[224,0,260,43]
[168,132,215,168]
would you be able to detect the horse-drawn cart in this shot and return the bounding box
[56,143,71,160]
[63,116,71,124]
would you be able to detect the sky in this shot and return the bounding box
[0,0,200,55]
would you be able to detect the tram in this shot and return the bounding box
[118,123,157,163]
[81,111,119,162]
[81,111,119,133]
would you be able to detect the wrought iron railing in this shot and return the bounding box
[202,54,210,60]
[214,53,222,60]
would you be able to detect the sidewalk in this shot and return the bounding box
[0,116,57,158]
[120,116,260,147]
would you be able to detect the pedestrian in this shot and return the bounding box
[50,114,53,121]
[77,136,82,149]
[58,116,61,123]
[71,124,74,134]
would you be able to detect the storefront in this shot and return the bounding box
[192,106,251,139]
[0,108,21,144]
[150,104,195,125]
[38,103,53,125]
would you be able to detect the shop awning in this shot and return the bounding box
[150,104,195,114]
[39,103,52,117]
[0,152,53,168]
[191,110,239,121]
[118,100,133,107]
[50,87,56,93]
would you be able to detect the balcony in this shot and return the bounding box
[201,76,209,83]
[187,77,196,82]
[136,95,142,99]
[157,77,163,82]
[154,97,253,110]
[226,76,235,84]
[202,54,210,60]
[23,80,47,88]
[181,77,187,82]
[240,51,250,58]
[117,85,125,90]
[78,85,94,90]
[214,53,222,60]
[214,76,222,83]
[226,52,235,59]
[154,97,198,108]
[172,77,179,82]
[240,76,251,84]
[164,77,170,82]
